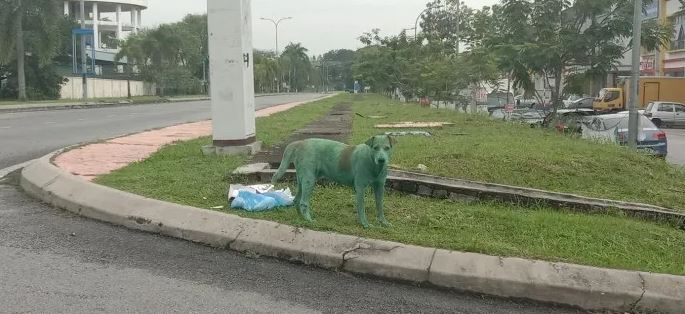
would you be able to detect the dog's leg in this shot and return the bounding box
[355,183,370,228]
[373,181,391,227]
[298,173,316,222]
[293,175,302,211]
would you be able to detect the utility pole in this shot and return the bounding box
[80,0,88,100]
[628,0,642,149]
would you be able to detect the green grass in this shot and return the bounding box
[97,93,685,276]
[349,95,685,211]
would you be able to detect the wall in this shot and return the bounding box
[60,76,156,99]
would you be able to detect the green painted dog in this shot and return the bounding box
[271,135,395,228]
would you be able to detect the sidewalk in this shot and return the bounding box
[54,99,312,181]
[0,96,205,113]
[0,93,295,113]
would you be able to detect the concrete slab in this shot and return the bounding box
[230,222,360,269]
[638,272,685,313]
[343,240,435,283]
[428,249,644,312]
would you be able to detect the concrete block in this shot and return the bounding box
[638,272,685,313]
[230,221,359,269]
[417,185,433,196]
[202,141,262,156]
[20,159,60,200]
[233,163,270,175]
[343,240,435,283]
[428,249,643,311]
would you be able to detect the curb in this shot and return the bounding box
[0,93,307,113]
[20,153,685,313]
[248,168,685,228]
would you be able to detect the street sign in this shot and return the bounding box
[505,104,514,113]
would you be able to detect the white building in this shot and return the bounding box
[60,1,155,99]
[63,0,148,63]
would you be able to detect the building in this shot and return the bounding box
[60,1,154,99]
[63,0,147,64]
[640,0,685,77]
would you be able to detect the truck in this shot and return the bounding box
[593,77,685,111]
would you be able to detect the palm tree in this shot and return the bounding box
[0,0,62,101]
[281,43,312,92]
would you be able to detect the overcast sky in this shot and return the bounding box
[142,0,499,55]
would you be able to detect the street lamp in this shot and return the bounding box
[414,5,444,39]
[259,17,292,55]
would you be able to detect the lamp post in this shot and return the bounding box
[260,17,292,94]
[414,5,444,39]
[627,0,643,149]
[259,17,292,55]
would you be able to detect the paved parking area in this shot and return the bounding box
[665,129,685,166]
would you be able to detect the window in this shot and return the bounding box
[671,14,685,50]
[604,91,620,102]
[646,102,655,112]
[675,104,685,112]
[658,104,674,112]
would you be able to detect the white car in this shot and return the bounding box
[643,101,685,128]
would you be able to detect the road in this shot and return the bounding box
[666,129,685,166]
[0,94,321,169]
[0,95,582,313]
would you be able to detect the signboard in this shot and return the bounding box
[642,1,658,20]
[640,56,655,71]
[505,104,515,113]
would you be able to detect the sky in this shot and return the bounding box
[142,0,499,56]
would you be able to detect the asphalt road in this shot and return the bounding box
[0,94,321,169]
[665,128,685,166]
[0,95,582,313]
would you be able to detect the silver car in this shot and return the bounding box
[644,101,685,128]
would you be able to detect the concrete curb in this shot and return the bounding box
[20,153,685,313]
[249,168,685,228]
[0,93,308,113]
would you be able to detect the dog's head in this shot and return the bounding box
[365,135,396,166]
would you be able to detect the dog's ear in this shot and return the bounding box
[365,136,376,147]
[388,135,397,148]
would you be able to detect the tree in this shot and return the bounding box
[116,15,207,96]
[319,49,357,90]
[0,0,65,100]
[487,0,672,113]
[280,43,312,92]
[253,50,279,93]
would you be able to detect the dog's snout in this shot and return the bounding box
[378,158,386,164]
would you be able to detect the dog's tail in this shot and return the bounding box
[271,142,298,184]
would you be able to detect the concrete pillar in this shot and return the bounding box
[92,2,99,49]
[204,0,259,155]
[116,4,122,40]
[131,8,137,33]
[137,9,142,30]
[64,1,69,16]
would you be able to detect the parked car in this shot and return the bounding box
[543,109,596,133]
[583,112,668,157]
[490,108,506,120]
[565,97,594,110]
[514,95,537,108]
[563,94,583,107]
[510,109,545,127]
[643,101,685,128]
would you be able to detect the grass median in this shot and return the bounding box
[97,93,685,276]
